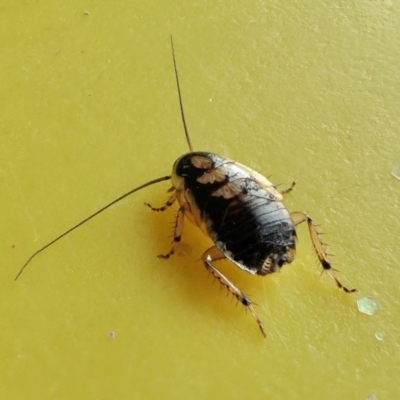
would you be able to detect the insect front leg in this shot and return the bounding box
[202,246,266,338]
[157,205,185,259]
[144,189,176,212]
[290,211,357,294]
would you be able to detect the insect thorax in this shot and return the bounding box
[172,152,297,276]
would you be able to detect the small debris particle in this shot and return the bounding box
[375,332,385,341]
[108,331,115,339]
[357,296,380,315]
[391,165,400,180]
[84,11,90,15]
[366,395,377,400]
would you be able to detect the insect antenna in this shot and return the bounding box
[170,35,193,152]
[15,175,171,280]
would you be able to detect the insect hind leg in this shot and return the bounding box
[202,246,266,338]
[291,211,357,293]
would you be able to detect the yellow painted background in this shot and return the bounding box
[1,1,399,399]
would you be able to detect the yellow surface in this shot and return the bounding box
[1,1,399,399]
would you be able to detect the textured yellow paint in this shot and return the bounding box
[1,1,399,399]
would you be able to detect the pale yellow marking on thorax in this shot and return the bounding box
[197,166,227,184]
[190,155,213,169]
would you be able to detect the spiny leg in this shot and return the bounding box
[291,211,357,293]
[202,246,266,338]
[157,205,185,259]
[278,180,297,195]
[145,189,176,212]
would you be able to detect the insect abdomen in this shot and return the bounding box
[205,180,296,275]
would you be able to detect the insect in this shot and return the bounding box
[15,36,357,337]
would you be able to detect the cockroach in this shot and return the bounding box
[15,36,357,337]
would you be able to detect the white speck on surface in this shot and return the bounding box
[391,165,400,179]
[375,332,385,341]
[366,395,378,400]
[357,296,380,315]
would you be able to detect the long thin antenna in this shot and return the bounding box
[15,175,171,280]
[170,35,193,152]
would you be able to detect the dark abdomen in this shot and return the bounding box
[198,181,296,274]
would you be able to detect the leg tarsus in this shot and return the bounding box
[327,270,358,293]
[278,180,297,195]
[145,191,176,212]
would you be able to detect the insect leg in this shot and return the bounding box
[290,211,357,293]
[202,246,266,338]
[157,205,185,259]
[145,190,176,212]
[278,180,296,195]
